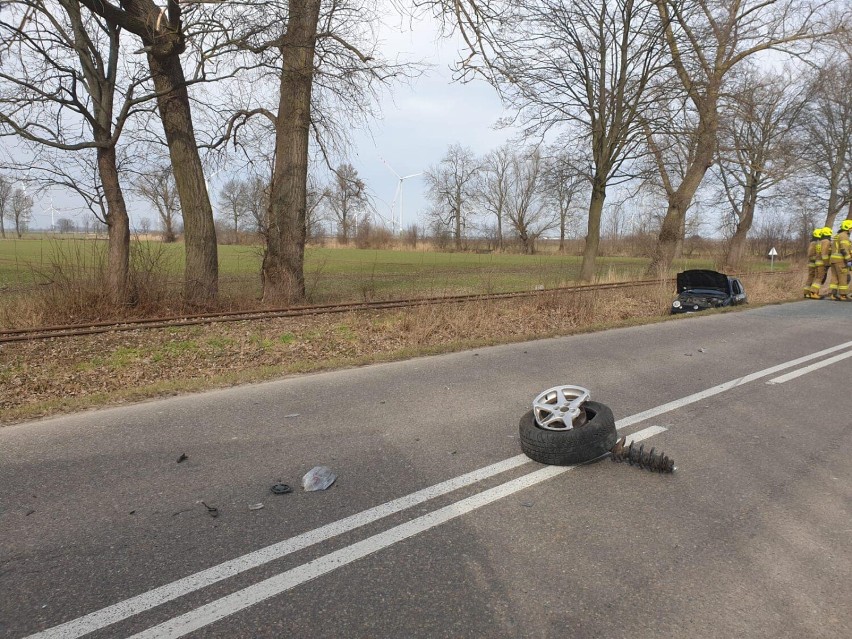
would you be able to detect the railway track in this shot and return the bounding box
[0,277,675,344]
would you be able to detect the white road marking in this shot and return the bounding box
[26,455,530,639]
[26,339,852,639]
[622,424,667,439]
[765,348,852,385]
[129,426,667,639]
[615,342,852,430]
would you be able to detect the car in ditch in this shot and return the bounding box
[670,269,747,314]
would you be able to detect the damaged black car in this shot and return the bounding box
[670,269,747,314]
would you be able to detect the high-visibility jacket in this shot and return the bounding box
[816,238,832,265]
[831,230,851,262]
[807,240,818,265]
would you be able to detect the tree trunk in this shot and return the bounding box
[454,193,462,250]
[579,179,606,282]
[147,52,218,304]
[723,184,757,272]
[519,230,532,254]
[647,102,718,276]
[262,0,321,303]
[497,211,503,251]
[97,146,130,305]
[825,187,841,228]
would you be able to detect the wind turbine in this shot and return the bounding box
[48,198,58,232]
[380,157,422,235]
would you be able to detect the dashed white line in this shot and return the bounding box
[26,339,852,639]
[766,348,852,385]
[129,426,666,639]
[616,341,852,430]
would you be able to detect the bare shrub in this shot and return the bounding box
[0,238,270,328]
[401,225,419,248]
[354,220,393,249]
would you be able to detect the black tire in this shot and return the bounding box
[519,401,617,465]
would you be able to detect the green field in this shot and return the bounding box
[0,236,788,303]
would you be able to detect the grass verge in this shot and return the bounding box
[0,272,802,425]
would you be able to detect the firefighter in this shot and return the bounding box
[804,228,820,297]
[807,227,833,299]
[828,219,852,300]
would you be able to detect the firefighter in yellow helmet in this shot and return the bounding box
[828,220,852,300]
[807,227,833,299]
[804,228,821,297]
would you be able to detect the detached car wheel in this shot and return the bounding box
[519,401,617,465]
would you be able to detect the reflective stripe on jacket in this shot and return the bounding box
[831,230,851,261]
[818,238,832,263]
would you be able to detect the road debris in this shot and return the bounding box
[177,453,188,463]
[248,503,265,511]
[200,501,219,517]
[610,437,676,473]
[271,483,293,495]
[520,385,678,473]
[302,466,336,491]
[284,413,300,419]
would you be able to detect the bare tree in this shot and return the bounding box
[428,0,666,279]
[425,144,481,250]
[56,217,76,233]
[716,68,806,270]
[324,163,366,243]
[10,187,33,237]
[75,0,219,302]
[0,173,12,238]
[306,172,326,242]
[136,165,181,242]
[218,178,249,244]
[477,144,512,251]
[798,55,852,227]
[244,174,270,239]
[541,150,585,252]
[0,0,154,303]
[644,0,844,275]
[138,217,152,235]
[504,147,554,253]
[202,0,415,302]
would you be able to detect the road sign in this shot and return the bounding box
[769,247,777,270]
[768,247,778,256]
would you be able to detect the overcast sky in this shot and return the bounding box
[346,16,517,232]
[19,8,516,232]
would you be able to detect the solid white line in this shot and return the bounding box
[27,339,852,639]
[765,349,852,385]
[129,426,667,639]
[25,455,530,639]
[615,342,852,430]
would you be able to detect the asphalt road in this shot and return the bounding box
[2,300,851,639]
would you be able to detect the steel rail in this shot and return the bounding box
[0,271,780,344]
[0,278,668,343]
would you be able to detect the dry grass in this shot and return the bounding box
[0,272,801,425]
